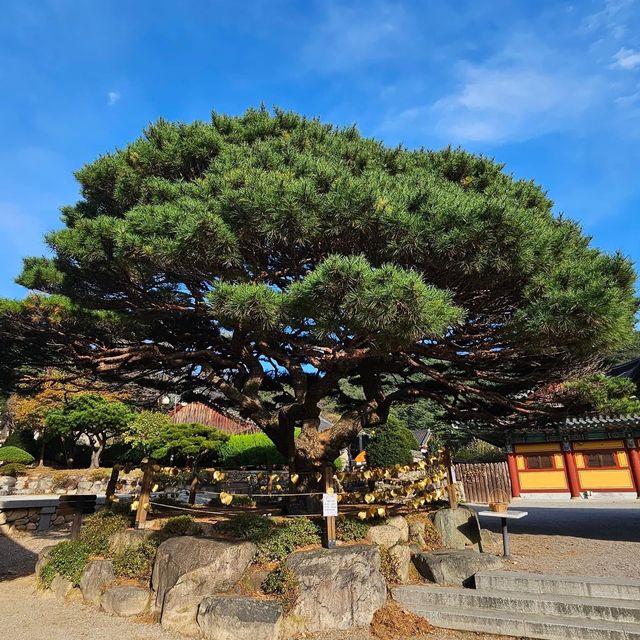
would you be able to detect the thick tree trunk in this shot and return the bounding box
[89,437,105,469]
[38,439,46,467]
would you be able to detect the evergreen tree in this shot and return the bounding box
[0,108,637,469]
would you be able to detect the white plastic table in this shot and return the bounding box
[478,510,528,559]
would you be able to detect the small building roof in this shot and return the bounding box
[467,414,640,447]
[170,402,261,435]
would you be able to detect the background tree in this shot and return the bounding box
[0,108,637,470]
[45,394,134,468]
[125,411,228,466]
[366,416,418,468]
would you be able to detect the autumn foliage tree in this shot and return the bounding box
[0,108,637,470]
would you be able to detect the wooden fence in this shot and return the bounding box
[453,461,512,504]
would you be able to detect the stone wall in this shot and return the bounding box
[0,471,141,497]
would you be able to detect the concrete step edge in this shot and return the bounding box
[474,571,640,601]
[404,604,640,637]
[393,585,640,611]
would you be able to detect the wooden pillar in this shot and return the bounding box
[135,460,154,530]
[505,448,521,498]
[626,439,640,498]
[562,443,581,499]
[105,464,121,509]
[444,448,458,509]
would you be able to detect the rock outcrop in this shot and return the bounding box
[152,536,256,635]
[412,549,502,586]
[101,586,150,616]
[79,560,115,605]
[432,507,482,551]
[197,595,283,640]
[285,544,386,633]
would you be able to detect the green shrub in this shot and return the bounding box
[79,510,130,555]
[39,541,91,588]
[217,512,275,541]
[217,514,321,562]
[454,438,505,463]
[366,417,418,468]
[336,516,370,542]
[158,515,202,538]
[3,429,38,456]
[218,433,285,468]
[0,446,35,465]
[112,539,157,580]
[255,517,321,562]
[262,564,299,613]
[0,462,27,477]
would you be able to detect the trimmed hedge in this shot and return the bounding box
[366,418,418,468]
[0,446,35,465]
[218,433,285,468]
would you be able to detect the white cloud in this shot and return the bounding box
[304,1,411,71]
[381,59,600,145]
[612,47,640,69]
[107,90,121,106]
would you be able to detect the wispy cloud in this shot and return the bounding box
[107,90,121,106]
[612,47,640,69]
[379,35,602,145]
[304,1,412,71]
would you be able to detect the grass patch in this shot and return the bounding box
[39,541,91,588]
[262,563,299,614]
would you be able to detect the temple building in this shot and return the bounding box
[475,358,640,499]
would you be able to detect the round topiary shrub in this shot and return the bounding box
[0,446,35,465]
[366,417,418,468]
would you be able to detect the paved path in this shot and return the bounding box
[472,499,640,542]
[0,532,180,640]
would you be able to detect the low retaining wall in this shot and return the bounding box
[0,472,141,497]
[0,495,106,534]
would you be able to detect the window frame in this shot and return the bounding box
[523,453,556,471]
[582,450,619,470]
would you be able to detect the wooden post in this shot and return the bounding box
[188,472,199,505]
[70,510,82,540]
[562,442,581,499]
[105,464,121,509]
[625,439,640,498]
[444,448,458,509]
[135,460,154,530]
[322,464,337,549]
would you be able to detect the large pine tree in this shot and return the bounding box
[1,107,637,468]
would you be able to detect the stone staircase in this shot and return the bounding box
[393,570,640,640]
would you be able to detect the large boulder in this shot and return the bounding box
[413,549,502,586]
[387,544,412,584]
[35,544,57,578]
[432,507,482,550]
[152,536,256,635]
[108,529,152,554]
[101,586,150,616]
[386,516,409,543]
[79,560,115,605]
[367,524,401,548]
[285,544,386,633]
[51,574,74,598]
[197,595,282,640]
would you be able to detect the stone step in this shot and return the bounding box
[475,571,640,601]
[393,585,640,624]
[395,602,640,640]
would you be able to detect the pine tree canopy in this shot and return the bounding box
[1,107,637,467]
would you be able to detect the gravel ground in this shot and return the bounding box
[0,531,182,640]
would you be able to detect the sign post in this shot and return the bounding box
[322,465,337,549]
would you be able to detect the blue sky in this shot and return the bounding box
[1,0,639,299]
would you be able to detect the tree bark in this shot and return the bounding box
[89,436,105,469]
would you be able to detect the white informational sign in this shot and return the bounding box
[322,492,338,517]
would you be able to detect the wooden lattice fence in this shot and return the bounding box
[453,461,512,504]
